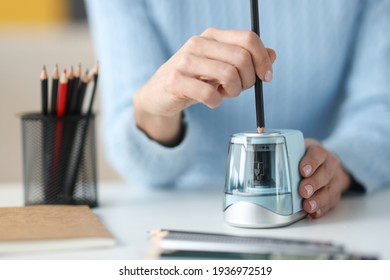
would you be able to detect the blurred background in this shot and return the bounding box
[0,0,121,182]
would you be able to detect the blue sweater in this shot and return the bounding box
[85,0,390,191]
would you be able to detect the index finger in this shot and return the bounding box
[201,28,273,82]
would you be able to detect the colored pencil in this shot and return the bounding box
[57,70,68,116]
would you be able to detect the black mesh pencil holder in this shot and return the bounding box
[20,113,98,207]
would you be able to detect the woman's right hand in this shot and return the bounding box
[133,27,277,146]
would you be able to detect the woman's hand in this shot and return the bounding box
[133,28,276,146]
[299,139,352,218]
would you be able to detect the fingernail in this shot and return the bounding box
[264,70,273,82]
[309,200,317,211]
[303,165,312,176]
[304,185,314,197]
[315,209,322,217]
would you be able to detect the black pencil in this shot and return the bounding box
[40,66,50,203]
[40,66,48,115]
[66,66,75,115]
[250,0,265,133]
[50,65,59,115]
[74,64,81,87]
[69,64,81,114]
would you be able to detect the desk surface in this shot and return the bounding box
[0,183,389,260]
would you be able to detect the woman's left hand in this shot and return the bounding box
[299,139,351,218]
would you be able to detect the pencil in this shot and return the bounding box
[53,70,68,202]
[75,70,90,115]
[69,64,81,115]
[40,66,50,203]
[87,62,99,115]
[250,0,265,134]
[57,70,68,117]
[50,65,59,115]
[66,66,75,114]
[40,66,48,115]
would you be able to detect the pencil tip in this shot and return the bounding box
[60,71,68,83]
[68,67,74,79]
[82,69,90,82]
[94,61,99,74]
[41,66,48,79]
[257,127,264,133]
[52,65,59,78]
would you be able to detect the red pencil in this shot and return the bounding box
[57,70,68,116]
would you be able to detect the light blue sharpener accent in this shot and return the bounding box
[284,130,306,214]
[223,129,306,228]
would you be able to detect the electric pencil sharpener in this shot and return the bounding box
[223,130,306,228]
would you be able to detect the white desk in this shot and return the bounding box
[0,182,389,259]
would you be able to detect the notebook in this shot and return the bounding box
[0,205,115,253]
[149,229,377,260]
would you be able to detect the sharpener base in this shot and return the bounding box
[224,201,307,228]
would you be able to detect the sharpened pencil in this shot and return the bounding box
[40,65,50,203]
[75,70,90,115]
[50,65,59,115]
[40,66,48,115]
[87,61,99,115]
[66,66,75,114]
[57,70,68,117]
[70,64,81,114]
[250,0,265,134]
[53,70,68,201]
